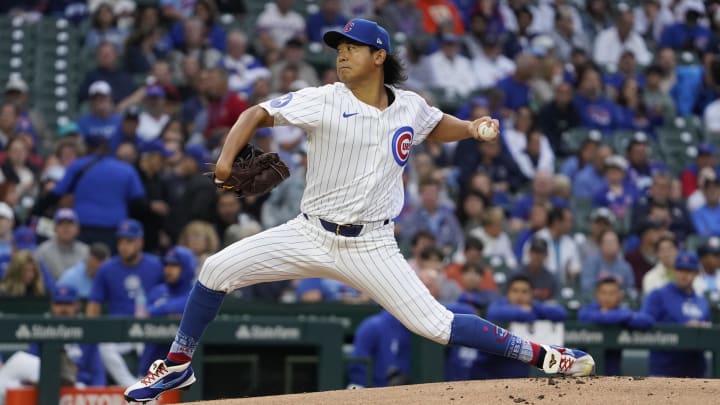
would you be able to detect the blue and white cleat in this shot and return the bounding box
[124,360,196,403]
[540,345,595,376]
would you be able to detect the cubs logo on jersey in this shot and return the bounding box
[391,126,413,166]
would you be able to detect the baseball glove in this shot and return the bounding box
[209,143,290,198]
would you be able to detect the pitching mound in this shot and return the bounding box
[184,377,718,404]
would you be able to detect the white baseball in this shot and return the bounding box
[476,121,498,141]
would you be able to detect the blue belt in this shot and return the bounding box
[303,214,389,237]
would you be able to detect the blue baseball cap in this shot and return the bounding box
[53,208,78,223]
[139,139,172,157]
[13,226,36,251]
[53,285,79,303]
[698,143,716,156]
[675,251,699,271]
[184,144,210,170]
[323,18,391,53]
[117,219,144,239]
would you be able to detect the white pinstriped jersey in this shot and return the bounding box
[259,82,443,224]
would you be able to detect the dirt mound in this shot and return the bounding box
[183,377,718,405]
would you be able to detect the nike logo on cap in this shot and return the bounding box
[342,112,359,118]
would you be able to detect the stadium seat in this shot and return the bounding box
[561,127,602,155]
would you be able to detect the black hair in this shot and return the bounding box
[464,237,485,252]
[547,206,567,227]
[419,246,444,261]
[507,274,534,291]
[595,276,620,289]
[380,51,407,86]
[411,230,436,247]
[89,242,111,261]
[461,261,484,274]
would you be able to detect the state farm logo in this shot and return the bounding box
[15,323,83,340]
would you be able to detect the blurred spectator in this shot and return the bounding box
[161,0,197,21]
[690,171,720,237]
[642,252,711,378]
[115,141,139,165]
[4,76,44,140]
[0,250,49,297]
[510,171,565,232]
[86,2,128,50]
[86,219,163,386]
[538,82,582,156]
[624,133,667,193]
[1,137,39,217]
[37,135,145,249]
[513,202,547,261]
[680,143,719,198]
[138,246,197,374]
[417,0,464,35]
[123,25,167,75]
[469,207,517,270]
[261,148,306,228]
[400,178,463,256]
[695,238,720,294]
[455,261,500,310]
[136,139,173,253]
[57,242,111,299]
[378,0,423,37]
[472,34,516,90]
[593,4,652,69]
[213,191,241,241]
[578,207,616,259]
[202,68,250,144]
[168,17,223,73]
[549,5,591,62]
[34,208,88,280]
[496,54,537,112]
[633,0,674,45]
[580,230,635,297]
[503,108,554,182]
[221,31,271,97]
[625,219,661,287]
[592,155,638,222]
[78,42,136,104]
[583,0,615,42]
[137,86,170,141]
[522,206,581,286]
[516,237,559,302]
[603,51,643,94]
[168,146,218,240]
[632,172,694,240]
[0,203,14,257]
[476,275,566,379]
[501,6,535,60]
[573,143,612,198]
[178,220,220,272]
[257,0,307,61]
[306,0,348,43]
[578,277,654,375]
[168,0,226,52]
[415,247,461,302]
[110,105,141,153]
[688,167,717,212]
[457,190,486,232]
[643,64,676,121]
[0,102,19,149]
[406,230,436,272]
[560,136,598,182]
[446,237,496,292]
[0,285,105,401]
[573,65,622,134]
[659,4,711,54]
[77,81,122,140]
[427,33,477,98]
[642,235,679,294]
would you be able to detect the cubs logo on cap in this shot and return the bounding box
[323,18,391,53]
[391,126,413,166]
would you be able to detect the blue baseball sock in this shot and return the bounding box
[448,314,542,365]
[166,282,225,365]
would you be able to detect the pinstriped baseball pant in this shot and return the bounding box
[198,215,454,344]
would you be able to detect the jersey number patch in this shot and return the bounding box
[391,126,414,166]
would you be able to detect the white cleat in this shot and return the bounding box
[540,345,595,377]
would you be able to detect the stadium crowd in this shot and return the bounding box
[0,0,719,391]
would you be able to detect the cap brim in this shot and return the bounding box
[323,30,372,50]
